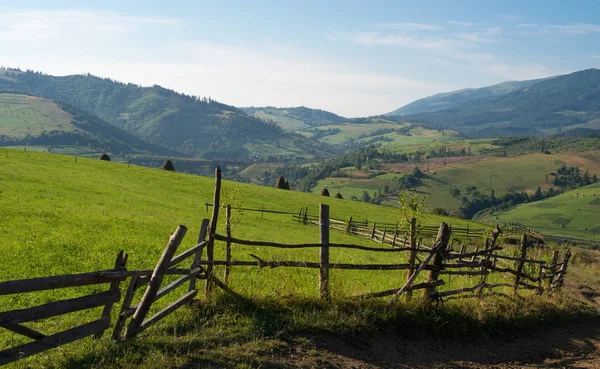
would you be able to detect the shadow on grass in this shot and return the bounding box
[59,293,600,369]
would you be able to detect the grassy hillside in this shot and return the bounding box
[313,152,600,214]
[242,106,346,131]
[0,92,181,158]
[485,183,600,240]
[0,68,332,160]
[0,149,590,368]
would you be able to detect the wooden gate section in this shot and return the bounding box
[0,251,129,366]
[113,219,209,341]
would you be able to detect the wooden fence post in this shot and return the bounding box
[392,225,398,247]
[297,208,303,222]
[371,222,377,239]
[381,227,387,244]
[125,225,187,340]
[224,205,232,284]
[189,219,210,292]
[546,250,559,289]
[206,167,221,297]
[95,250,127,338]
[478,226,500,298]
[424,223,451,304]
[513,234,528,294]
[345,216,353,234]
[319,204,330,299]
[552,249,571,289]
[405,217,417,300]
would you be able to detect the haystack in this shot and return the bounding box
[99,153,111,161]
[321,185,330,197]
[275,176,290,190]
[334,192,343,199]
[162,159,175,171]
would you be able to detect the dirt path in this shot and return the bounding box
[277,317,600,368]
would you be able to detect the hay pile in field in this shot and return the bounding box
[334,192,343,199]
[162,159,175,171]
[275,176,290,190]
[321,186,330,197]
[99,153,111,161]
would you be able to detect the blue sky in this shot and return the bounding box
[1,0,599,116]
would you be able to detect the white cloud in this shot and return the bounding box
[517,23,600,35]
[0,8,452,116]
[376,22,441,31]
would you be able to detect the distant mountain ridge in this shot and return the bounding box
[0,68,333,160]
[390,69,600,138]
[387,78,549,116]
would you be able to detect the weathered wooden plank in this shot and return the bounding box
[189,219,210,292]
[0,317,110,366]
[224,205,232,284]
[125,225,187,340]
[320,204,330,299]
[168,241,207,269]
[213,234,433,253]
[445,246,503,260]
[96,250,127,339]
[242,256,439,270]
[357,280,445,299]
[0,270,129,295]
[138,290,197,333]
[406,217,417,300]
[424,223,451,303]
[155,268,202,302]
[206,167,222,297]
[493,254,546,264]
[1,324,46,340]
[0,289,120,325]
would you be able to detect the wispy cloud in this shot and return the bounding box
[0,8,453,116]
[0,9,179,41]
[517,23,600,35]
[376,22,441,31]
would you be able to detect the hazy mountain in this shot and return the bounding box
[394,69,600,138]
[0,68,333,160]
[242,106,346,131]
[0,92,182,156]
[387,78,548,116]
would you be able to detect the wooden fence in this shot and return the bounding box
[0,252,129,365]
[0,167,572,366]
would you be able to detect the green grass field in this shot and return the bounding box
[238,163,281,179]
[0,93,73,137]
[0,149,584,368]
[485,183,600,240]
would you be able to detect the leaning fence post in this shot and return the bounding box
[224,205,232,284]
[424,223,451,304]
[189,219,209,292]
[371,222,377,239]
[552,249,571,289]
[345,216,353,234]
[513,234,528,294]
[125,225,187,340]
[206,167,222,297]
[381,227,387,244]
[405,217,417,300]
[546,250,559,289]
[319,204,330,299]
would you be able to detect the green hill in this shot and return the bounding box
[387,78,546,115]
[0,68,333,160]
[393,69,600,138]
[242,106,346,131]
[485,183,600,240]
[0,92,182,157]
